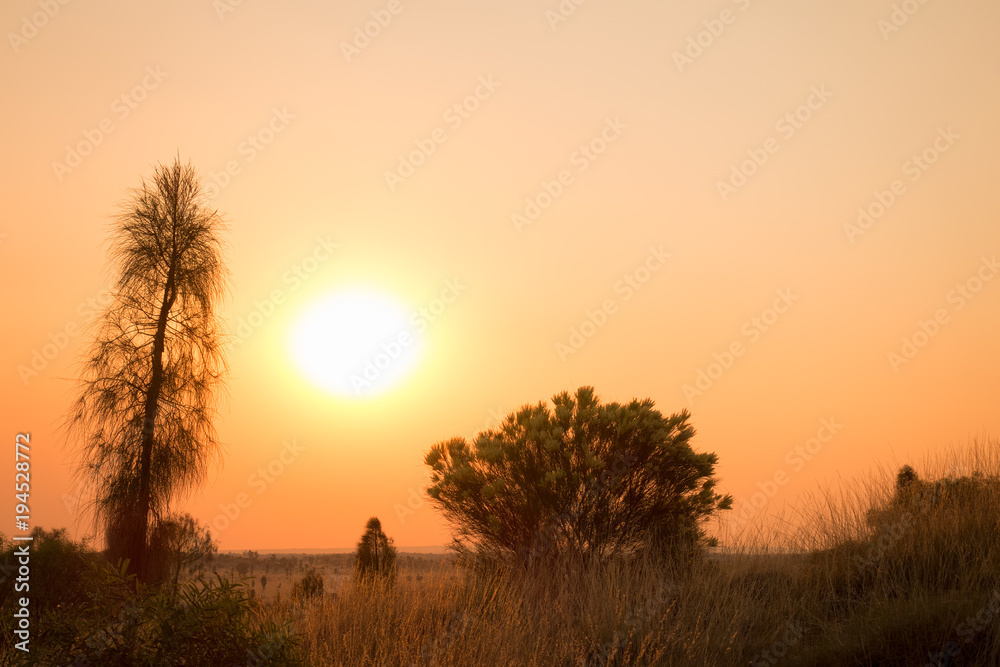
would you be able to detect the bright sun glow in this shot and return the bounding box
[290,288,422,398]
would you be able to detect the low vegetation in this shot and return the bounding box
[17,378,999,664]
[277,438,999,665]
[10,439,994,665]
[0,530,304,666]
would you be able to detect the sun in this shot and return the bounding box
[290,287,423,398]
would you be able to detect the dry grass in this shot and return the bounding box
[261,439,1000,666]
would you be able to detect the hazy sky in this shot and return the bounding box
[2,0,998,550]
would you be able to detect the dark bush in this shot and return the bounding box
[292,569,324,601]
[0,531,305,666]
[425,386,732,569]
[0,527,94,614]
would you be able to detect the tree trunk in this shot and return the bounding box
[172,544,181,591]
[135,257,178,582]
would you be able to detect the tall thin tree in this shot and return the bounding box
[66,157,228,583]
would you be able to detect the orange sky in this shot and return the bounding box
[2,0,998,551]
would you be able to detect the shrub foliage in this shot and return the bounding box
[425,386,732,567]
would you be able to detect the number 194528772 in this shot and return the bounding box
[15,433,30,532]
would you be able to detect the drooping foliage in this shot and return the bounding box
[66,157,228,582]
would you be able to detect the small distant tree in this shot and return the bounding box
[425,386,732,568]
[355,517,397,580]
[148,512,217,589]
[291,569,324,600]
[896,465,919,496]
[260,575,267,594]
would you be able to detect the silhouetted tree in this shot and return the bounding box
[65,157,228,583]
[425,386,732,568]
[355,517,397,580]
[291,569,324,600]
[896,465,919,496]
